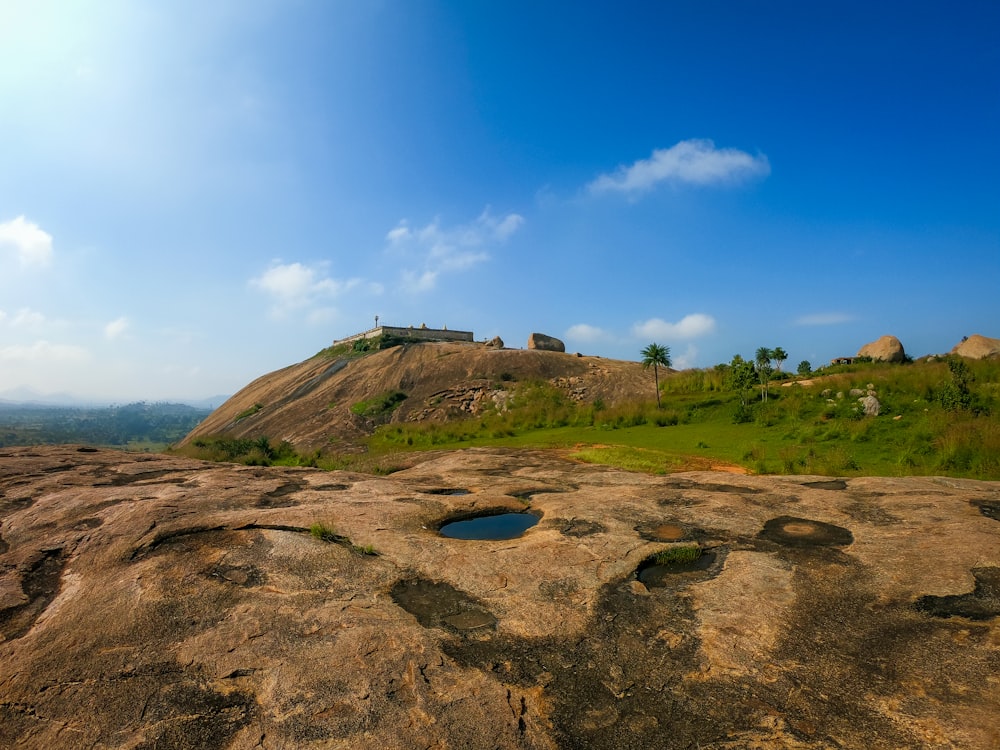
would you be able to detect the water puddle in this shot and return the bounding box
[439,512,539,540]
[636,547,719,588]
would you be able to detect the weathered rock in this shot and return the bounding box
[858,335,907,362]
[527,332,565,352]
[860,394,880,416]
[951,334,1000,360]
[485,335,504,349]
[1,446,998,749]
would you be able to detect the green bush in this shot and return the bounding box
[234,403,263,421]
[350,391,408,417]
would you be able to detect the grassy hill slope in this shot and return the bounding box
[178,340,658,454]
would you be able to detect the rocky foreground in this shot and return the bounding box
[1,447,998,749]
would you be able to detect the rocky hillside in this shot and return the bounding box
[1,446,997,748]
[180,342,658,452]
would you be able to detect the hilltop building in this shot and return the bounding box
[332,323,474,348]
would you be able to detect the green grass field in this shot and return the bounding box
[366,358,1000,479]
[175,357,1000,480]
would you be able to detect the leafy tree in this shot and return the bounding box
[727,354,757,410]
[640,343,672,408]
[797,360,812,377]
[772,347,788,373]
[937,356,974,411]
[755,347,774,402]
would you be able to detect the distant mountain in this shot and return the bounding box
[0,388,230,410]
[0,387,109,407]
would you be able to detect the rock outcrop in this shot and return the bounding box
[860,394,880,416]
[1,446,998,749]
[181,342,650,453]
[858,334,907,362]
[485,335,504,349]
[951,334,1000,360]
[527,332,565,352]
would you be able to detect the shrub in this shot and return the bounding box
[351,391,408,417]
[654,411,680,427]
[235,404,263,421]
[654,545,702,565]
[310,522,340,542]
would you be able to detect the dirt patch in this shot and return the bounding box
[557,518,606,537]
[256,480,306,507]
[390,578,497,633]
[132,679,256,750]
[915,567,1000,620]
[758,516,854,548]
[972,498,1000,521]
[802,479,848,490]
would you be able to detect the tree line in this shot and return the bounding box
[0,402,211,448]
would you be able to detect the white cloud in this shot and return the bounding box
[401,269,439,293]
[0,216,54,267]
[249,261,365,318]
[794,312,855,326]
[385,225,410,243]
[589,139,770,195]
[632,313,717,341]
[0,308,47,329]
[672,344,699,370]
[0,340,89,363]
[104,316,129,340]
[387,208,524,293]
[565,323,610,343]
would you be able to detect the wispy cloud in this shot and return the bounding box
[249,261,374,319]
[565,323,611,343]
[0,308,46,329]
[672,344,699,370]
[589,139,770,196]
[794,312,855,326]
[386,208,524,292]
[0,216,54,268]
[0,340,89,363]
[632,313,717,340]
[104,316,129,340]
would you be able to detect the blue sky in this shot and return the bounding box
[1,1,998,403]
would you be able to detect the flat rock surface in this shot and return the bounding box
[1,446,998,749]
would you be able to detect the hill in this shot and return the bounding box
[180,340,658,453]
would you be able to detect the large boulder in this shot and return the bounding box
[484,335,505,349]
[527,332,565,352]
[858,335,906,363]
[950,334,1000,360]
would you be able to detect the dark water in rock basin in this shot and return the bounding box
[439,513,539,540]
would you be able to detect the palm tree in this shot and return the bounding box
[641,343,672,408]
[772,346,788,373]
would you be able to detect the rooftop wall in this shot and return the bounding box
[333,325,474,347]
